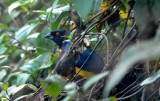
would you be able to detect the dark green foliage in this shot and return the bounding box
[0,0,160,101]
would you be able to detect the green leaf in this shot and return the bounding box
[71,0,95,21]
[32,10,47,15]
[0,90,8,99]
[41,80,62,100]
[63,83,77,101]
[14,95,28,101]
[20,52,51,74]
[104,39,160,97]
[121,0,128,7]
[28,84,38,91]
[4,72,21,83]
[83,72,109,91]
[45,75,66,88]
[51,0,59,9]
[46,5,70,14]
[36,30,55,54]
[0,45,7,55]
[0,82,4,89]
[9,84,27,95]
[51,11,70,30]
[4,82,8,91]
[93,0,102,14]
[141,69,160,86]
[16,73,30,85]
[0,69,7,81]
[8,0,31,15]
[29,0,36,6]
[47,0,59,23]
[15,23,38,41]
[0,34,9,45]
[0,23,9,30]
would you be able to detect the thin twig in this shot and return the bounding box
[117,86,145,100]
[70,3,123,52]
[146,88,159,101]
[115,71,147,97]
[109,22,136,65]
[88,33,109,66]
[7,34,52,52]
[60,16,71,29]
[2,2,20,28]
[87,0,120,24]
[122,3,134,38]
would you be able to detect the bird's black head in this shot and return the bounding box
[45,29,66,48]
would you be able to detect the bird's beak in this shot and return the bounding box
[44,33,52,39]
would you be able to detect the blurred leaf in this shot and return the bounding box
[9,84,27,95]
[20,52,51,74]
[41,75,66,100]
[83,72,109,91]
[51,11,70,30]
[47,0,59,23]
[141,69,160,86]
[0,23,9,30]
[152,0,160,21]
[32,10,46,15]
[63,83,77,101]
[63,0,70,4]
[93,0,102,13]
[8,0,31,15]
[71,0,95,21]
[45,75,66,88]
[0,69,7,81]
[21,5,30,13]
[15,23,38,41]
[46,5,70,14]
[0,45,7,55]
[0,82,4,89]
[121,0,128,7]
[134,0,148,27]
[27,19,43,24]
[35,29,54,54]
[4,82,8,91]
[51,0,59,9]
[155,26,160,40]
[29,0,36,6]
[41,80,62,100]
[0,34,9,44]
[104,39,160,97]
[16,73,30,85]
[4,72,21,83]
[28,84,38,91]
[134,0,160,27]
[14,95,28,101]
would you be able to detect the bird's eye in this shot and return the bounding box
[56,32,59,36]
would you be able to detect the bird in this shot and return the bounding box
[44,29,104,79]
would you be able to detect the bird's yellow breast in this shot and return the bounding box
[75,67,94,79]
